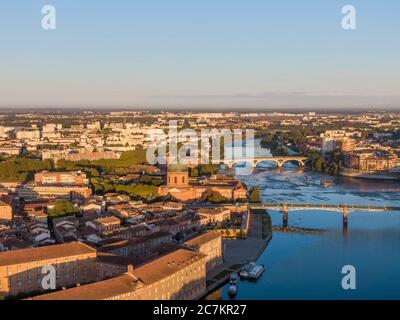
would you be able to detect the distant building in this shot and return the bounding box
[53,216,79,243]
[320,130,360,154]
[16,129,40,141]
[35,171,89,185]
[0,146,21,156]
[31,185,92,200]
[86,216,121,235]
[344,151,399,172]
[65,151,119,162]
[0,201,12,221]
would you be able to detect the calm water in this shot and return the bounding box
[216,145,400,300]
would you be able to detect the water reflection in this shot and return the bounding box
[215,144,400,300]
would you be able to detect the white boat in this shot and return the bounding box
[228,273,239,296]
[240,262,265,279]
[249,264,265,279]
[240,262,256,278]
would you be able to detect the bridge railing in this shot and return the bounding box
[249,203,399,211]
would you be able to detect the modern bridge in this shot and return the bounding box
[187,202,400,233]
[249,203,400,234]
[249,203,399,212]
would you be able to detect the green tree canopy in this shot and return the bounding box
[48,200,80,218]
[203,189,226,203]
[249,187,261,203]
[0,158,53,182]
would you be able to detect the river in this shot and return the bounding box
[213,143,400,300]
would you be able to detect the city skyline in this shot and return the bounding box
[0,0,399,109]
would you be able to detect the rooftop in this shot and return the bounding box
[131,249,206,285]
[0,241,96,266]
[168,163,188,172]
[184,231,221,247]
[28,273,142,300]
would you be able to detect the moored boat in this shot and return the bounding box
[249,264,265,279]
[240,262,265,279]
[228,273,239,296]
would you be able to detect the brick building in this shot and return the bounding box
[34,171,89,185]
[28,249,207,300]
[184,231,223,273]
[0,242,97,298]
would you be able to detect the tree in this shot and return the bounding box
[115,184,158,200]
[249,187,261,203]
[198,164,220,176]
[174,232,183,242]
[48,200,79,218]
[190,168,199,177]
[0,158,53,182]
[203,190,226,203]
[119,148,147,164]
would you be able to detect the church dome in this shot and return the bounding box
[168,163,188,172]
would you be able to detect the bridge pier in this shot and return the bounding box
[282,205,288,231]
[343,207,349,236]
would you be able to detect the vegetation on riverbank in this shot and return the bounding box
[249,187,261,203]
[260,128,342,176]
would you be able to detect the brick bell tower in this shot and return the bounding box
[167,164,189,187]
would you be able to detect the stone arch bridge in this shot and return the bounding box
[223,156,310,169]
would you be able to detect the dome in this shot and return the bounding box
[168,163,188,172]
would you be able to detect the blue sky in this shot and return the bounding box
[0,0,399,109]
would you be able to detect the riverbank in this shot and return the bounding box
[340,168,400,181]
[215,147,400,299]
[204,209,272,297]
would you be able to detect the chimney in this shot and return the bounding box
[127,264,134,274]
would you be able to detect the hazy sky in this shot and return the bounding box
[0,0,399,109]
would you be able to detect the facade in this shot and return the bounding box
[35,171,89,185]
[31,185,92,200]
[0,201,12,221]
[86,216,121,234]
[184,231,223,273]
[344,151,399,172]
[53,216,79,243]
[28,249,207,300]
[197,208,231,224]
[0,242,97,298]
[338,139,356,152]
[65,151,119,162]
[321,130,359,154]
[0,146,21,156]
[167,166,189,187]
